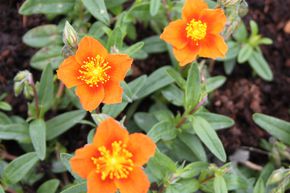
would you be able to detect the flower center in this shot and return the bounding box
[186,19,207,44]
[78,55,111,87]
[92,141,134,180]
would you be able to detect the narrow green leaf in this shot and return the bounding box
[206,76,226,93]
[143,36,167,54]
[22,25,61,48]
[214,175,228,193]
[248,51,273,81]
[166,179,199,193]
[223,41,239,61]
[166,68,186,89]
[19,0,75,15]
[37,179,60,193]
[31,46,63,70]
[253,178,265,193]
[161,85,184,106]
[88,21,107,38]
[134,112,158,132]
[195,112,234,130]
[223,59,236,75]
[102,102,128,118]
[185,63,200,111]
[179,133,207,162]
[46,110,86,140]
[233,21,248,42]
[0,102,12,111]
[123,42,144,57]
[60,153,83,180]
[250,20,259,36]
[148,121,176,142]
[0,186,4,193]
[150,0,161,16]
[253,113,290,145]
[190,116,226,162]
[128,75,147,100]
[91,113,110,125]
[82,0,110,25]
[38,64,54,111]
[60,182,87,193]
[180,162,209,179]
[238,44,253,63]
[0,112,12,125]
[107,27,123,49]
[0,123,30,142]
[136,67,174,98]
[29,119,46,160]
[3,152,39,184]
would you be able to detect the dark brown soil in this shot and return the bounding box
[0,0,289,163]
[210,0,290,153]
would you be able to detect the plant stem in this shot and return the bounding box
[175,95,208,128]
[56,82,65,98]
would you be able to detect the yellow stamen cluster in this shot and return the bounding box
[186,19,207,44]
[78,55,111,87]
[92,141,134,180]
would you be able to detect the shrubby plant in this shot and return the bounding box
[0,0,287,193]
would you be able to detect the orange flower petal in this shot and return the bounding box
[103,80,123,104]
[57,56,81,88]
[70,144,98,179]
[127,133,156,166]
[200,9,227,34]
[173,45,199,66]
[115,167,150,193]
[107,54,132,81]
[87,172,117,193]
[199,34,228,59]
[75,36,108,64]
[93,118,129,148]
[182,0,208,21]
[75,84,104,111]
[160,19,188,49]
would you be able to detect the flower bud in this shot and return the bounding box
[13,70,31,82]
[220,0,241,7]
[14,81,24,97]
[238,0,249,17]
[23,84,34,99]
[267,168,287,185]
[63,21,78,49]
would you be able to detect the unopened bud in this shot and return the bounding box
[267,169,287,185]
[14,81,24,97]
[220,0,241,7]
[238,0,249,17]
[63,21,78,49]
[14,70,31,82]
[23,84,34,99]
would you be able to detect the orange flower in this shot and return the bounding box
[70,118,156,193]
[160,0,228,66]
[57,36,133,111]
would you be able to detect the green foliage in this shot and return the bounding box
[29,119,46,160]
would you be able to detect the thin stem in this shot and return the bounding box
[56,82,65,98]
[175,95,208,128]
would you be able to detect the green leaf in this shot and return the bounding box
[166,179,199,193]
[19,0,75,15]
[0,123,30,143]
[0,112,12,125]
[88,21,107,38]
[91,113,110,125]
[161,85,184,106]
[179,133,207,162]
[223,41,239,61]
[248,51,273,81]
[195,112,234,130]
[23,25,61,48]
[146,151,176,181]
[150,0,161,16]
[190,116,226,162]
[60,182,87,193]
[38,64,54,112]
[206,76,226,93]
[233,21,248,42]
[0,186,4,193]
[0,102,12,111]
[185,63,200,111]
[123,42,144,57]
[29,119,46,160]
[253,113,290,145]
[259,38,273,45]
[102,102,128,118]
[166,68,186,89]
[137,66,174,98]
[148,121,176,142]
[82,0,110,25]
[134,112,158,132]
[238,44,253,63]
[143,36,167,54]
[223,59,236,75]
[3,152,39,184]
[128,75,147,100]
[31,46,63,70]
[37,179,60,193]
[250,20,259,36]
[253,178,265,193]
[107,27,123,49]
[46,110,86,140]
[214,175,228,193]
[180,162,208,179]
